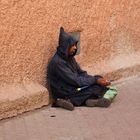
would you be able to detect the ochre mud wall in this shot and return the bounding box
[0,0,140,85]
[0,0,140,119]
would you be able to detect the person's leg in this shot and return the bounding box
[50,87,74,111]
[53,98,74,111]
[84,84,112,107]
[85,98,111,107]
[69,84,108,106]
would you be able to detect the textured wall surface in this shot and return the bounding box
[0,0,140,86]
[0,0,140,119]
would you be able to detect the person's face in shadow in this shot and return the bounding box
[68,45,77,56]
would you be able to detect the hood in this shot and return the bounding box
[57,27,78,60]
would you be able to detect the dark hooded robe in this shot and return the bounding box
[47,27,108,106]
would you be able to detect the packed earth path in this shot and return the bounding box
[0,76,140,140]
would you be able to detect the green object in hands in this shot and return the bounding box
[103,86,118,100]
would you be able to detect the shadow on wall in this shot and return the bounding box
[45,56,54,104]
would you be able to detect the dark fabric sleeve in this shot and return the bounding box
[75,62,88,76]
[71,58,88,76]
[55,61,97,87]
[73,58,103,82]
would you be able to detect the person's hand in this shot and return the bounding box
[97,78,111,86]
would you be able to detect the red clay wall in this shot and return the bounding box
[0,0,140,86]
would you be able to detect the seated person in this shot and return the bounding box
[47,27,117,111]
